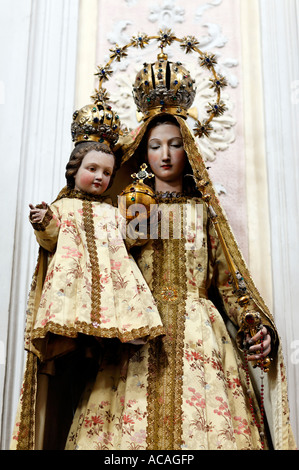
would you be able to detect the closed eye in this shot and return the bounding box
[149,145,160,150]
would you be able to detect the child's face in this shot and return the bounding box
[74,150,115,195]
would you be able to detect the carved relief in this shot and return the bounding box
[104,0,238,164]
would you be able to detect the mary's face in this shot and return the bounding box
[147,123,186,190]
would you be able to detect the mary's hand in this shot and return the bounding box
[246,326,271,362]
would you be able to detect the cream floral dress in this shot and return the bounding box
[65,196,277,450]
[27,189,164,362]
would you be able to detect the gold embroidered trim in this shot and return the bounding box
[146,205,186,450]
[155,193,201,204]
[30,321,165,349]
[82,200,102,325]
[53,186,110,203]
[16,352,37,450]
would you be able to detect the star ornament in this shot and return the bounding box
[193,120,213,138]
[158,29,176,47]
[131,33,150,49]
[180,36,199,54]
[109,44,128,62]
[209,76,228,91]
[95,65,113,82]
[91,87,110,104]
[207,101,227,117]
[199,53,218,69]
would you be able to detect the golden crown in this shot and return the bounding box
[93,30,228,139]
[71,101,121,147]
[133,58,196,119]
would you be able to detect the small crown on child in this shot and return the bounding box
[71,101,121,148]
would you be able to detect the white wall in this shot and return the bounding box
[0,0,80,449]
[259,0,299,443]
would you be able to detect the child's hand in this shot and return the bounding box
[29,202,48,223]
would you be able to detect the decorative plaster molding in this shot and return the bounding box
[148,0,185,27]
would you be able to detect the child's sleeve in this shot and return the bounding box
[30,203,61,252]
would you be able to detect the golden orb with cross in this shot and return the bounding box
[118,164,157,221]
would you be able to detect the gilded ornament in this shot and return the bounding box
[209,76,228,91]
[95,65,113,82]
[193,120,213,138]
[199,53,218,69]
[158,29,176,47]
[132,59,196,118]
[207,101,227,116]
[131,33,150,49]
[71,102,121,147]
[90,87,110,104]
[180,35,199,54]
[109,44,128,62]
[161,285,179,302]
[93,30,228,142]
[119,164,157,221]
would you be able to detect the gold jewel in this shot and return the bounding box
[161,285,179,302]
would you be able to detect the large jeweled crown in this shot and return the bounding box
[71,101,121,147]
[93,30,228,139]
[132,57,196,120]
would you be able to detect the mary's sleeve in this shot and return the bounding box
[207,215,277,352]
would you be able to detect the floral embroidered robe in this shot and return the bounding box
[65,196,294,450]
[25,192,164,362]
[10,190,165,450]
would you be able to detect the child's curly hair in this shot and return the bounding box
[65,142,120,190]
